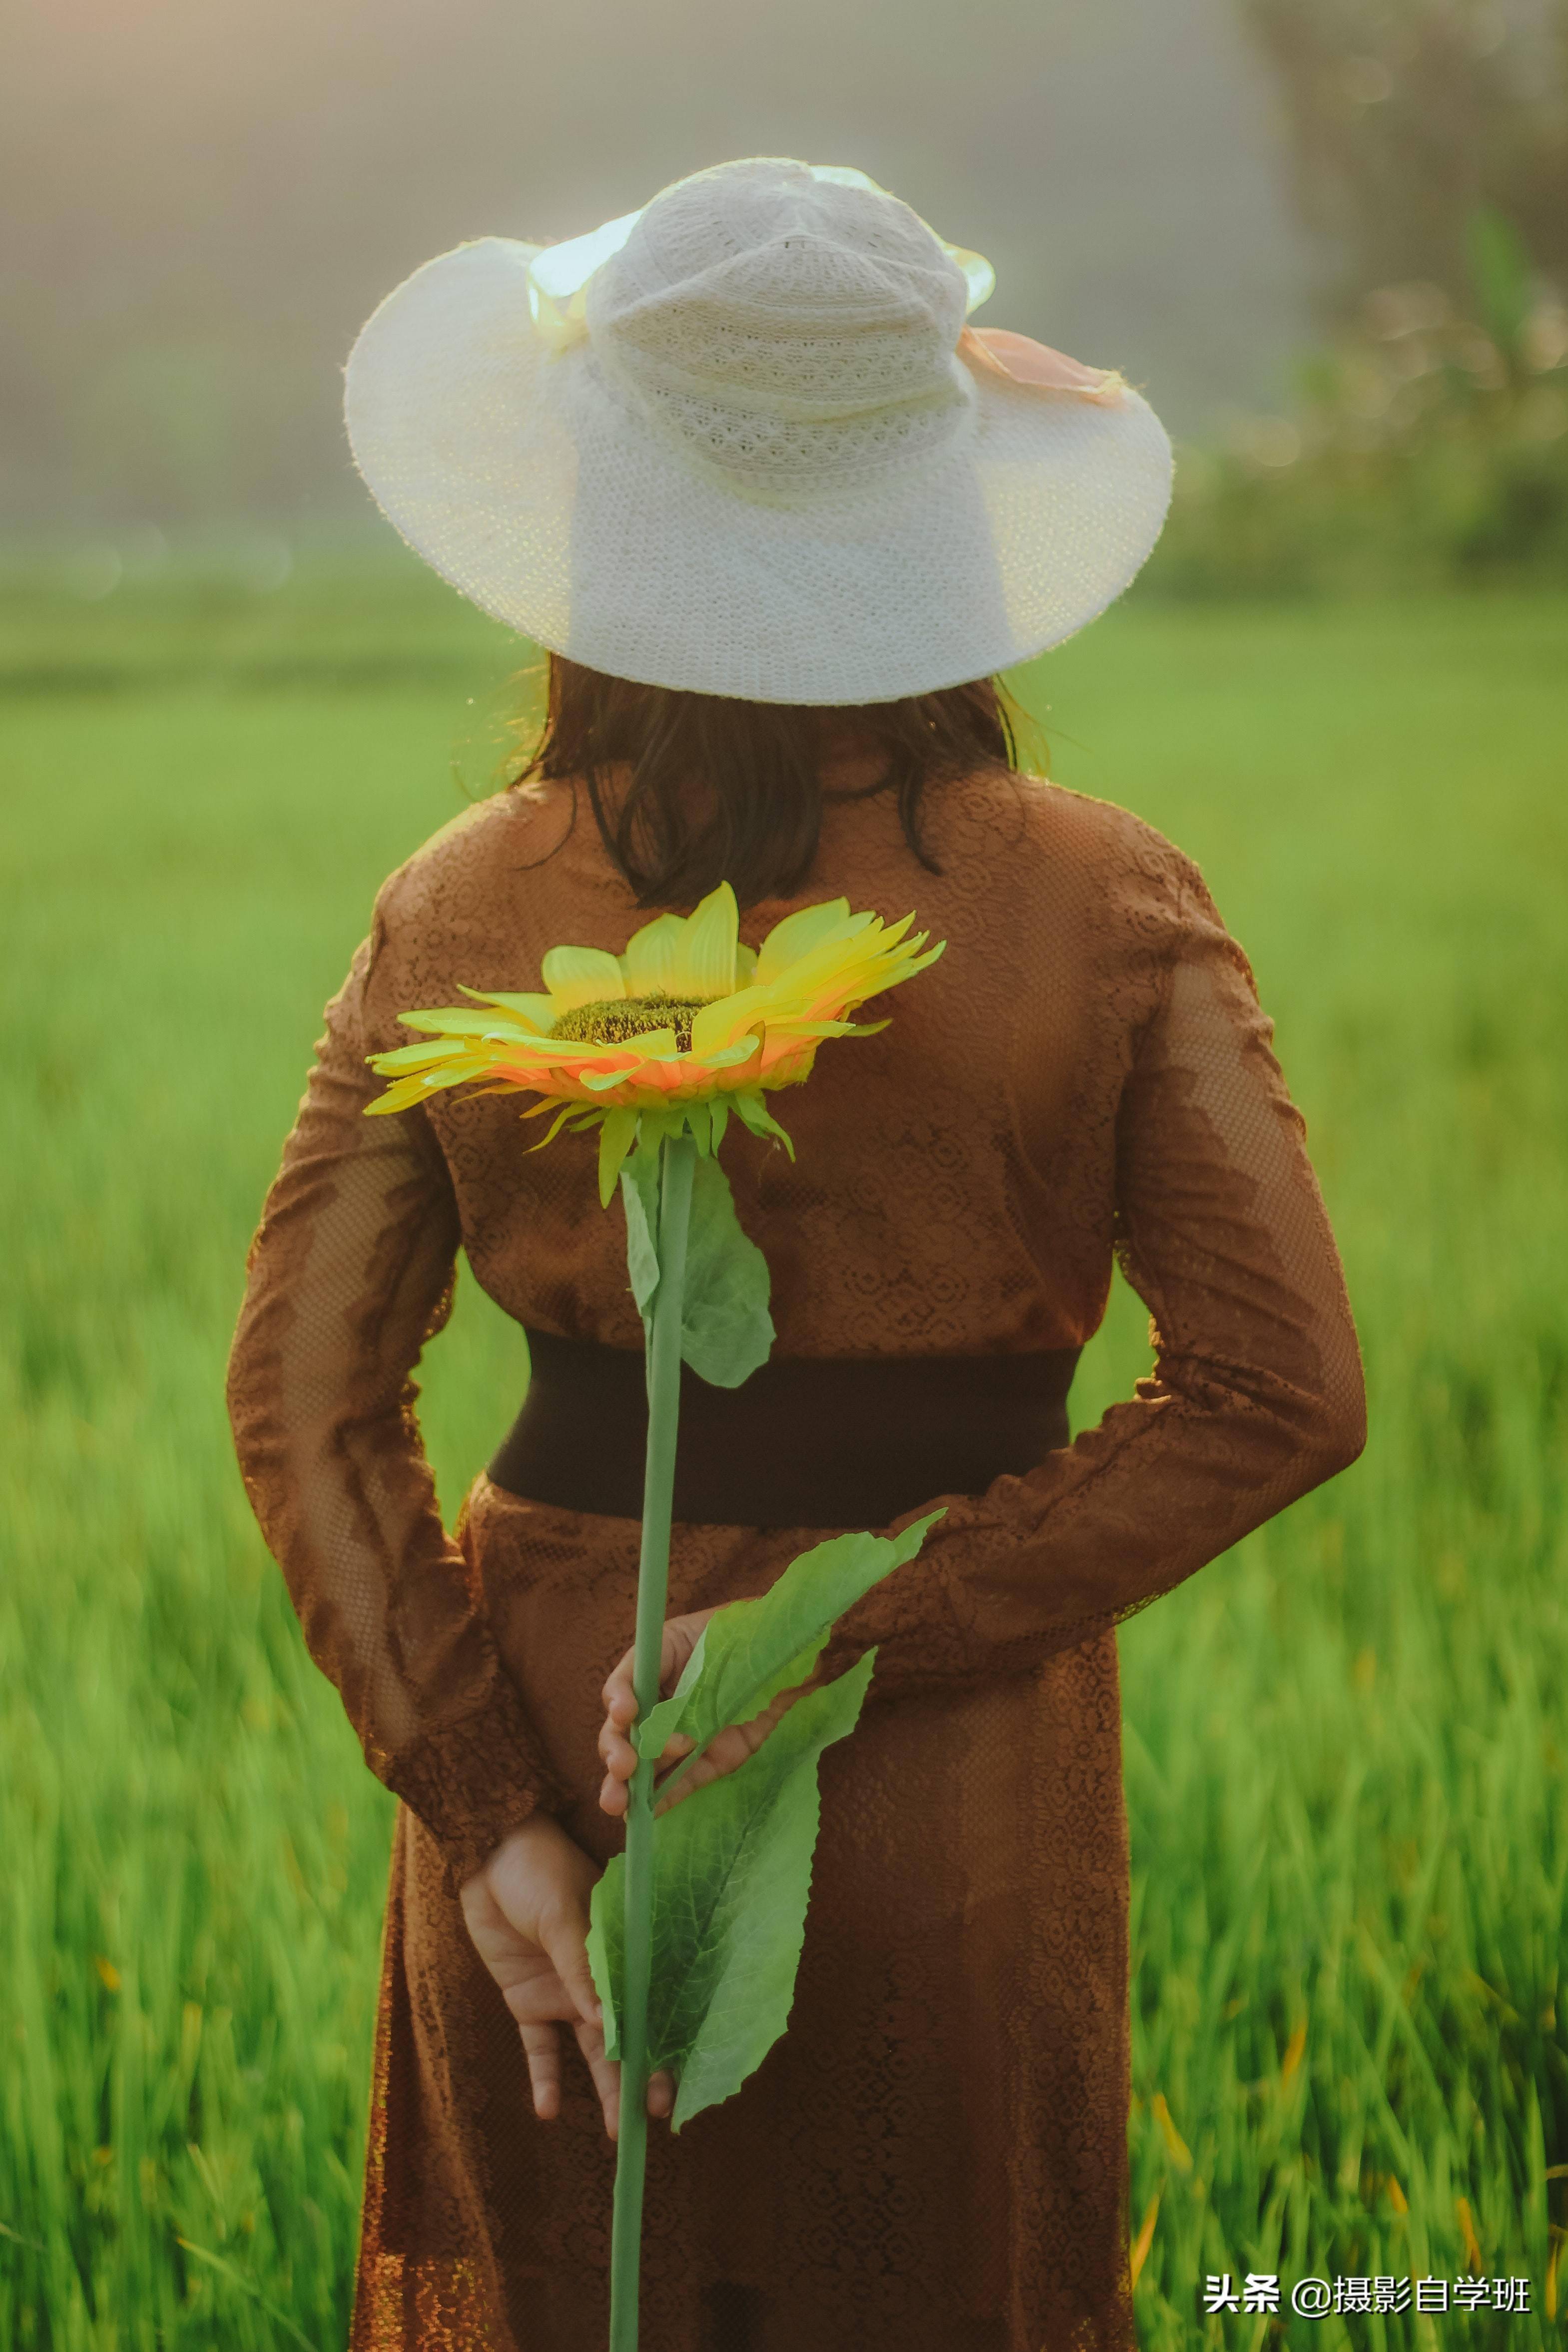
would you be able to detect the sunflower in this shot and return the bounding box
[365,882,946,1202]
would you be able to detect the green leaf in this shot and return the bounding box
[597,1104,639,1207]
[683,1097,712,1157]
[618,1148,662,1322]
[621,1145,774,1386]
[678,1153,774,1387]
[583,1885,619,2060]
[729,1090,796,1157]
[588,1650,877,2128]
[634,1510,943,1777]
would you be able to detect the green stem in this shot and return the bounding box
[609,1131,696,2352]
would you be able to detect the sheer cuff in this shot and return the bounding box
[385,1677,573,1892]
[811,1542,975,1706]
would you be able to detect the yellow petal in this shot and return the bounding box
[755,899,862,983]
[540,944,625,1011]
[461,988,557,1032]
[369,1037,469,1070]
[760,920,937,1016]
[522,1101,586,1153]
[735,941,759,986]
[400,1009,536,1042]
[697,1036,763,1069]
[689,983,771,1058]
[621,912,690,997]
[364,1077,431,1115]
[673,883,740,998]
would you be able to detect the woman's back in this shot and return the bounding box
[341,756,1348,1375]
[226,742,1363,2352]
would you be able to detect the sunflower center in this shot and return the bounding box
[551,993,713,1049]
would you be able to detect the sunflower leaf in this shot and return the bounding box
[619,1148,662,1323]
[634,1511,943,1776]
[597,1105,640,1208]
[683,1097,712,1156]
[678,1153,774,1387]
[620,1147,773,1384]
[729,1092,796,1157]
[588,1649,877,2127]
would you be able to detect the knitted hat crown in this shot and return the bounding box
[345,158,1173,703]
[586,164,973,497]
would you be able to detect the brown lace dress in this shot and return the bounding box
[226,755,1365,2352]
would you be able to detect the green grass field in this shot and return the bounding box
[3,566,1566,2350]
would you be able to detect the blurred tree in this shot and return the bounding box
[1237,0,1568,314]
[1147,0,1568,592]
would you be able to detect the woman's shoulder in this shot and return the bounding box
[365,767,1213,953]
[370,782,572,935]
[949,766,1205,902]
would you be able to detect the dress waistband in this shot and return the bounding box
[486,1326,1080,1528]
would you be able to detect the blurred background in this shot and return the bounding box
[4,0,1566,590]
[3,5,1566,2350]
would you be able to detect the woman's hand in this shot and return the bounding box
[596,1604,820,1820]
[459,1815,675,2137]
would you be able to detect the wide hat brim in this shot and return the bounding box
[345,236,1174,705]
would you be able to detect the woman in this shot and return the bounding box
[227,159,1365,2352]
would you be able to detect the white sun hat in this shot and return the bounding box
[344,156,1173,705]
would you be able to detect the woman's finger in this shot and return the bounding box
[647,1696,802,1815]
[600,1617,706,1725]
[601,1649,638,1723]
[516,2018,564,2119]
[534,1904,605,2035]
[598,1717,694,1776]
[601,1706,793,1819]
[573,2016,622,2140]
[597,1724,702,1814]
[568,2018,678,2137]
[597,1718,638,1774]
[651,1742,729,1815]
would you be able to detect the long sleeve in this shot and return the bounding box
[815,850,1368,1702]
[226,910,570,1887]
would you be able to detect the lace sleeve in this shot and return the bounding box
[225,910,570,1887]
[814,850,1368,1702]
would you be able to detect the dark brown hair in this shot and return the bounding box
[510,653,1026,909]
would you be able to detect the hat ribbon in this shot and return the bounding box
[958,326,1127,407]
[527,209,643,353]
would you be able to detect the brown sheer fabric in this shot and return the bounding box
[226,754,1365,2352]
[226,932,573,1887]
